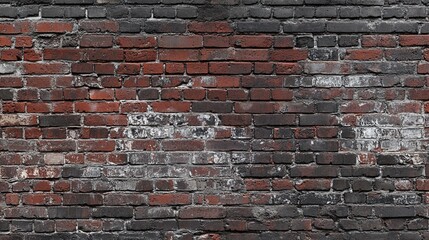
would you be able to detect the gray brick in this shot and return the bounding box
[317,36,337,47]
[360,7,382,17]
[107,6,129,18]
[339,7,359,18]
[421,23,429,33]
[125,0,160,3]
[295,7,315,18]
[374,22,418,33]
[93,207,133,218]
[309,49,339,61]
[0,7,18,18]
[145,21,186,33]
[18,5,39,18]
[375,206,416,218]
[383,7,405,18]
[346,0,384,5]
[263,0,304,5]
[407,6,427,18]
[154,7,175,18]
[315,6,337,17]
[243,0,258,4]
[119,21,142,33]
[130,7,152,18]
[249,7,271,18]
[41,7,64,18]
[237,21,280,33]
[296,36,314,48]
[0,89,14,100]
[64,7,86,18]
[327,21,371,33]
[305,0,346,4]
[88,7,106,18]
[176,6,197,18]
[48,207,91,219]
[338,35,359,46]
[273,8,293,18]
[53,0,94,3]
[197,5,229,21]
[229,7,249,19]
[283,21,326,33]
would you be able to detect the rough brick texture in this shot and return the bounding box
[0,0,429,239]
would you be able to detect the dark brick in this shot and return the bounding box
[338,35,359,46]
[130,7,152,18]
[48,207,91,219]
[93,207,133,218]
[237,22,281,33]
[197,5,229,21]
[39,115,81,127]
[145,21,187,33]
[375,206,416,218]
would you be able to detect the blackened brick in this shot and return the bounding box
[237,22,281,33]
[39,115,81,127]
[93,207,133,218]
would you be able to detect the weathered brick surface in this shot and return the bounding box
[0,0,428,238]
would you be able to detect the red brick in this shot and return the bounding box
[0,36,12,46]
[399,35,429,46]
[276,63,303,74]
[23,63,69,75]
[84,115,127,126]
[209,62,252,74]
[188,21,233,33]
[0,77,22,87]
[409,89,429,100]
[362,35,397,47]
[80,34,114,48]
[149,193,191,205]
[233,35,273,48]
[94,63,115,75]
[271,49,308,61]
[75,102,120,113]
[117,63,141,75]
[86,49,124,61]
[15,36,32,48]
[165,63,185,74]
[274,36,294,48]
[0,21,31,34]
[345,49,383,60]
[116,36,156,48]
[203,35,231,47]
[22,193,61,205]
[183,89,206,100]
[254,62,274,74]
[35,22,73,33]
[1,49,22,61]
[187,62,208,75]
[124,50,157,62]
[159,49,199,61]
[121,102,148,113]
[162,140,204,151]
[24,49,42,61]
[143,62,164,74]
[89,89,114,100]
[233,49,269,61]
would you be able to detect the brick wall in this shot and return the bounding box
[0,0,429,239]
